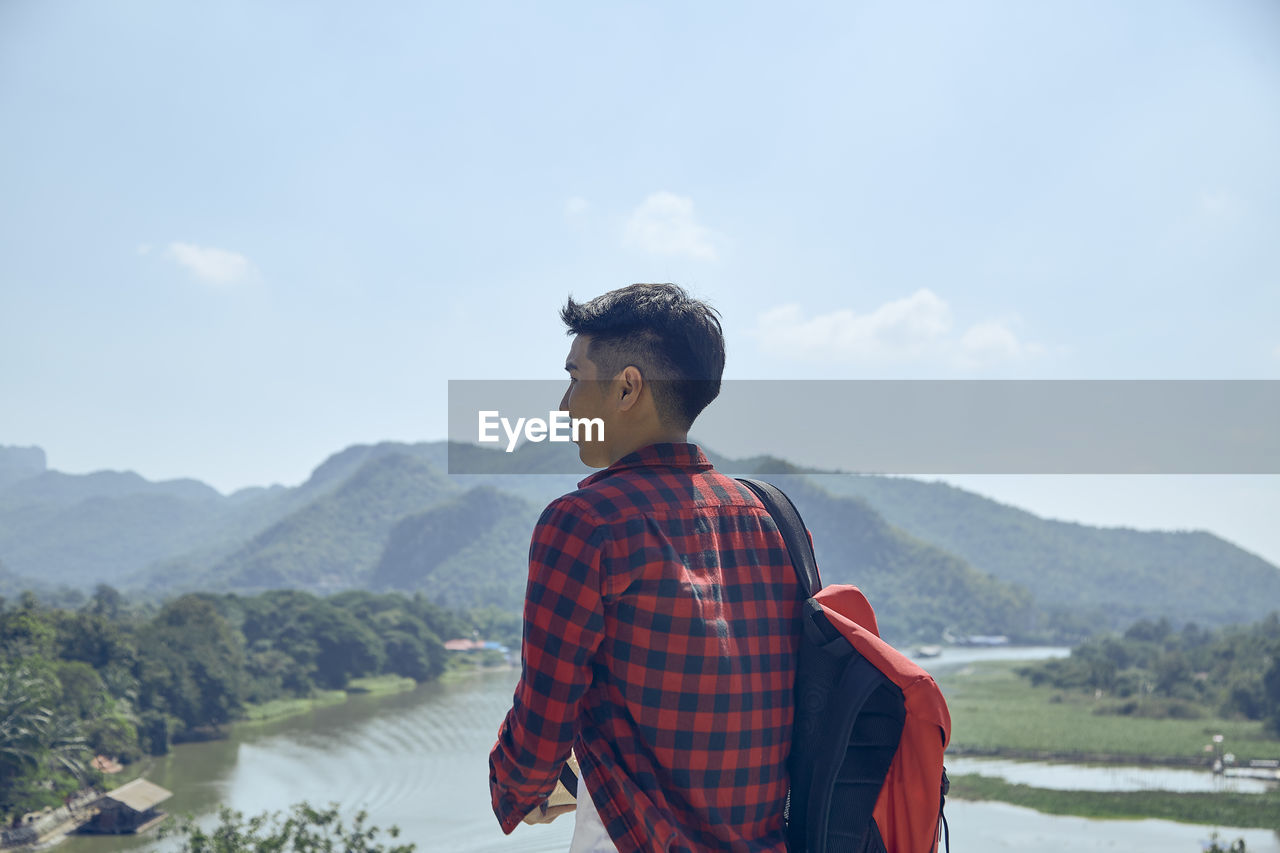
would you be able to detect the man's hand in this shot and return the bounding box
[521,800,576,825]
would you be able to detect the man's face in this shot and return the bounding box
[561,334,612,466]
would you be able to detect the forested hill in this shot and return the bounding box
[810,474,1280,631]
[0,442,1275,642]
[753,476,1036,639]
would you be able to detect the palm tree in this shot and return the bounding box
[0,666,53,813]
[41,712,89,784]
[0,667,50,768]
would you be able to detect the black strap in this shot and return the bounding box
[559,762,578,799]
[940,767,951,853]
[738,478,822,598]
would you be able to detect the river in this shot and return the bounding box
[54,647,1278,853]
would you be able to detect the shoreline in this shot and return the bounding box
[948,774,1280,830]
[947,745,1231,768]
[235,674,419,727]
[1,676,427,852]
[1,790,107,852]
[438,661,517,684]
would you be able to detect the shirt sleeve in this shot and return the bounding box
[489,494,607,833]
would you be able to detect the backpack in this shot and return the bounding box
[739,478,952,853]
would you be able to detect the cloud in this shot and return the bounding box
[564,196,590,217]
[956,321,1044,368]
[754,289,1043,369]
[623,191,718,260]
[755,289,952,362]
[167,242,254,284]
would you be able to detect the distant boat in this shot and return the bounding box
[913,645,943,658]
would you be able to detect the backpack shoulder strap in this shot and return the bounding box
[738,478,822,598]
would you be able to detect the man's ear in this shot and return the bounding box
[616,365,644,413]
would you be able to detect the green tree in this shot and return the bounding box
[0,665,91,816]
[41,711,89,784]
[0,666,51,813]
[380,630,433,682]
[273,601,385,691]
[163,802,415,853]
[85,584,125,620]
[137,595,245,732]
[0,602,56,660]
[306,605,385,690]
[54,661,108,720]
[84,714,141,763]
[1154,651,1193,697]
[1264,657,1280,737]
[55,607,136,673]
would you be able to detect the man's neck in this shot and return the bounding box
[605,430,689,467]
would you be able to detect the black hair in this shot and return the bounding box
[560,283,725,430]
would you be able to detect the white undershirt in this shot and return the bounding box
[568,775,619,853]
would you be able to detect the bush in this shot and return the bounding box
[85,715,141,763]
[1204,832,1247,853]
[137,710,171,755]
[162,802,415,853]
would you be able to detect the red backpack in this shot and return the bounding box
[740,479,952,853]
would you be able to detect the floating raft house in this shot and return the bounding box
[79,778,172,835]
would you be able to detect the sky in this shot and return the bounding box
[2,1,1279,564]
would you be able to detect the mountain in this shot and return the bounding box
[762,476,1035,639]
[200,452,457,593]
[808,474,1280,631]
[0,445,46,489]
[1,442,1275,642]
[0,445,251,588]
[372,485,542,611]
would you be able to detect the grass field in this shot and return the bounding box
[941,661,1279,764]
[938,660,1280,828]
[238,690,349,723]
[238,675,417,724]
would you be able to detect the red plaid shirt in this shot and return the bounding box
[490,442,806,852]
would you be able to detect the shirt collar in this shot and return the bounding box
[578,442,713,488]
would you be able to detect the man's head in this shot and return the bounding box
[559,283,725,466]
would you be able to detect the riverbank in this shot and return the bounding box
[949,774,1280,829]
[0,789,101,852]
[941,660,1280,827]
[439,660,516,684]
[238,674,419,725]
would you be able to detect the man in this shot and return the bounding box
[489,283,806,852]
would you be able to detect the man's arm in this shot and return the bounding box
[489,495,607,834]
